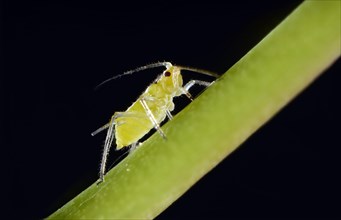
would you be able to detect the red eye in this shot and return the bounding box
[164,71,171,77]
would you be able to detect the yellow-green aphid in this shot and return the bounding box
[92,62,219,182]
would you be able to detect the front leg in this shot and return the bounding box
[182,80,213,100]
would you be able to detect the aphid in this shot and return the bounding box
[92,61,219,183]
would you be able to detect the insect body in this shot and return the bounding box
[92,62,219,182]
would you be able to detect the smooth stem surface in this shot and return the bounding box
[49,1,340,219]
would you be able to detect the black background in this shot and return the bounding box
[1,1,340,219]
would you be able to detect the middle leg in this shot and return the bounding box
[139,98,167,139]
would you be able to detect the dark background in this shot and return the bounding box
[1,1,340,219]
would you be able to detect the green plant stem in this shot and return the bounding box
[49,1,340,219]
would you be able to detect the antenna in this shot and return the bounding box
[94,62,172,90]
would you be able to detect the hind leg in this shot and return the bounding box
[96,111,146,183]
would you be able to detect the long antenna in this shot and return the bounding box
[95,62,172,90]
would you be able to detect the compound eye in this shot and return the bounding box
[164,71,171,77]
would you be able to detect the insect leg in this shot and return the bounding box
[92,111,148,136]
[98,111,135,183]
[129,142,142,153]
[98,114,118,183]
[182,80,213,100]
[183,79,212,90]
[91,123,109,136]
[98,111,154,183]
[166,110,173,120]
[140,98,167,139]
[142,96,173,121]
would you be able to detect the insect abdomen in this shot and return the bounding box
[115,99,168,149]
[115,82,173,149]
